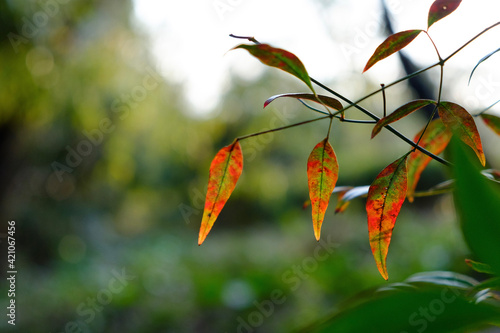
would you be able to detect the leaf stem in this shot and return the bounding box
[235,115,330,142]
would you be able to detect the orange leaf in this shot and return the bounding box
[198,142,243,245]
[363,30,422,73]
[428,0,462,29]
[307,138,339,241]
[232,44,315,94]
[481,114,500,136]
[438,102,485,166]
[366,154,409,280]
[407,119,452,202]
[372,100,436,138]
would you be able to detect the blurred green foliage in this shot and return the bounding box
[0,1,497,332]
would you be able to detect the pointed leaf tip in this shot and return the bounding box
[307,138,339,241]
[232,43,315,94]
[438,102,485,166]
[198,142,243,245]
[366,154,409,280]
[363,30,422,73]
[428,0,462,29]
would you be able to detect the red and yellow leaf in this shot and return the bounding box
[372,100,436,138]
[428,0,462,29]
[438,102,485,166]
[366,154,409,280]
[407,119,452,202]
[232,44,315,94]
[307,138,339,241]
[363,30,423,73]
[198,141,243,245]
[264,93,343,111]
[481,114,500,136]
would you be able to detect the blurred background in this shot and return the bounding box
[0,0,499,332]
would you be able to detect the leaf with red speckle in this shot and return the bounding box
[366,154,409,280]
[407,119,452,202]
[232,44,315,93]
[481,113,500,136]
[428,0,462,29]
[363,30,422,73]
[438,102,485,166]
[372,100,436,138]
[198,142,243,245]
[307,138,339,241]
[264,93,343,112]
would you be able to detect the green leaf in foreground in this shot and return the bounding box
[363,30,422,73]
[232,43,315,93]
[302,286,500,333]
[452,138,500,275]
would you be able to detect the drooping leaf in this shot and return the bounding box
[465,259,494,275]
[198,141,243,245]
[407,119,452,202]
[302,286,500,333]
[404,270,478,289]
[469,47,500,84]
[452,138,500,275]
[264,93,343,111]
[335,185,369,214]
[307,138,339,241]
[372,100,436,138]
[232,44,315,93]
[363,30,422,73]
[366,154,409,280]
[438,102,485,166]
[428,0,462,29]
[481,113,500,136]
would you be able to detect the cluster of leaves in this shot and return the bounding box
[198,0,500,282]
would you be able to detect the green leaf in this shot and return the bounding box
[372,100,436,138]
[465,259,495,274]
[452,138,500,275]
[363,30,423,73]
[407,119,452,202]
[302,286,500,333]
[264,93,342,111]
[307,138,339,240]
[469,47,500,84]
[481,113,500,136]
[438,102,485,166]
[198,142,243,245]
[232,44,315,93]
[428,0,462,29]
[366,154,409,280]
